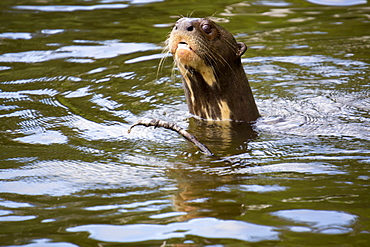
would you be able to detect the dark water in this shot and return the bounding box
[1,0,369,246]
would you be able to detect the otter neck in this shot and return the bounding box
[178,61,260,122]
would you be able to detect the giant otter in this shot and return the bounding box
[167,17,260,122]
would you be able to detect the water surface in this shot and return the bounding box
[1,0,369,246]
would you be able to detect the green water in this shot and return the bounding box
[0,0,369,246]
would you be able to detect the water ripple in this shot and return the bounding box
[0,41,159,63]
[0,159,168,196]
[7,239,78,247]
[257,91,370,140]
[236,162,346,175]
[0,32,32,40]
[272,209,357,234]
[306,0,366,6]
[14,130,67,145]
[14,4,129,12]
[67,217,279,242]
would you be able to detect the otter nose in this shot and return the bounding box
[186,25,194,32]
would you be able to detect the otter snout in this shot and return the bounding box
[174,18,198,32]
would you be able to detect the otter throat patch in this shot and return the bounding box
[175,51,216,87]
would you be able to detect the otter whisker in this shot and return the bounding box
[201,43,235,77]
[157,51,171,80]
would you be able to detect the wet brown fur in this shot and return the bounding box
[166,17,260,122]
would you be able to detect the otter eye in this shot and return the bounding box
[201,24,212,34]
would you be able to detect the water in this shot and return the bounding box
[0,0,369,246]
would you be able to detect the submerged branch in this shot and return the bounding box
[128,119,214,156]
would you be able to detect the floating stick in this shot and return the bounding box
[128,119,214,156]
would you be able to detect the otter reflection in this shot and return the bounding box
[168,158,256,221]
[186,118,258,157]
[168,120,258,221]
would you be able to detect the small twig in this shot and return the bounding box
[128,119,214,156]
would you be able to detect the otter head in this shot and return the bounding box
[168,18,247,75]
[167,17,259,122]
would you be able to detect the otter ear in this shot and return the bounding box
[236,42,247,57]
